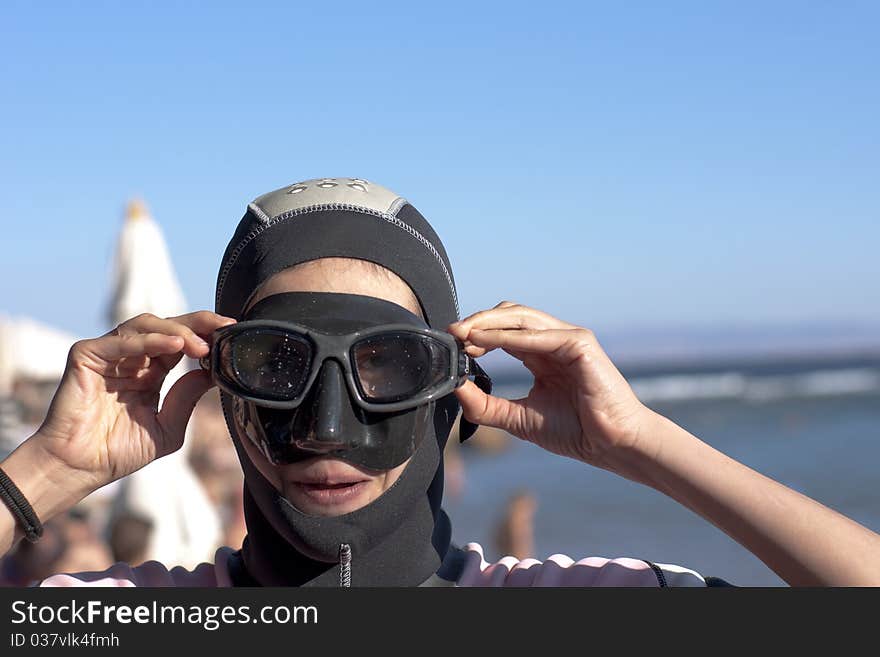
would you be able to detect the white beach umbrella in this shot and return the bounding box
[104,199,221,569]
[108,198,187,326]
[0,314,79,387]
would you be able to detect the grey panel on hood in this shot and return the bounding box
[249,177,404,223]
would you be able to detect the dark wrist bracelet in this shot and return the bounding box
[0,466,44,543]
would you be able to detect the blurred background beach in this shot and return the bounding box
[1,2,878,586]
[450,353,880,586]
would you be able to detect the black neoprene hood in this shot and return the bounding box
[214,177,464,586]
[216,177,460,329]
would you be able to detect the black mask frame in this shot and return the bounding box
[201,320,480,414]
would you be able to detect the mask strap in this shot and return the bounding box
[458,358,493,443]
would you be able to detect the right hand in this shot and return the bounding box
[33,311,236,494]
[448,302,656,480]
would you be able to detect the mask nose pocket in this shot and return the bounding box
[293,359,357,453]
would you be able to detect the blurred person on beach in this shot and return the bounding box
[493,490,537,561]
[2,178,880,587]
[107,512,153,566]
[49,511,113,576]
[1,512,112,586]
[442,436,465,501]
[187,387,246,548]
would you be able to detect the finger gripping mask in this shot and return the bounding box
[219,292,445,470]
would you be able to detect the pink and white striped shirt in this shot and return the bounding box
[40,543,708,587]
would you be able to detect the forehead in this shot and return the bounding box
[245,258,422,318]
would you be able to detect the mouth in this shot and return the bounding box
[285,459,374,506]
[292,480,370,505]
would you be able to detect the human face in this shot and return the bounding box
[237,258,422,517]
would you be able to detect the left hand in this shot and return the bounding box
[447,302,656,475]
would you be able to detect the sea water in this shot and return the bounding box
[445,354,880,586]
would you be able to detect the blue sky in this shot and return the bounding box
[2,1,878,351]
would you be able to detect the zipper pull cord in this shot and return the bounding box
[339,543,352,587]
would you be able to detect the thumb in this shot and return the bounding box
[454,380,527,438]
[156,369,213,457]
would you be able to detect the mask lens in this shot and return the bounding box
[223,329,313,400]
[352,332,450,403]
